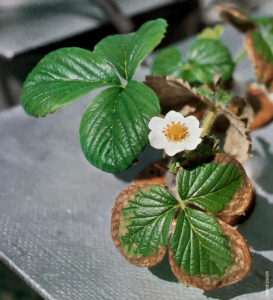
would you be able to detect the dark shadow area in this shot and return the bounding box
[149,253,178,283]
[204,253,273,299]
[251,137,273,194]
[114,145,163,182]
[237,194,273,251]
[0,261,42,300]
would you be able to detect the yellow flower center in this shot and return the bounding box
[162,121,189,142]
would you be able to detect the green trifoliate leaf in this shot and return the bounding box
[196,87,214,102]
[176,163,242,213]
[95,19,167,81]
[170,208,232,277]
[80,81,160,173]
[151,47,183,76]
[21,48,121,117]
[216,90,232,104]
[197,25,224,40]
[119,185,177,257]
[185,39,234,85]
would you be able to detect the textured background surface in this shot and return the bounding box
[1,11,273,300]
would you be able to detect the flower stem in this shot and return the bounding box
[201,106,217,137]
[235,50,246,65]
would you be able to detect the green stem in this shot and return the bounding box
[234,50,246,65]
[201,106,217,137]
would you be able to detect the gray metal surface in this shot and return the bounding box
[0,0,173,59]
[1,9,273,300]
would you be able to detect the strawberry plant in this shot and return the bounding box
[21,17,258,291]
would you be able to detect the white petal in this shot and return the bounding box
[184,137,202,150]
[184,115,200,128]
[148,131,168,149]
[188,127,203,138]
[165,110,185,123]
[164,141,187,156]
[148,116,165,131]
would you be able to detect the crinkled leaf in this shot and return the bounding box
[95,19,167,80]
[21,48,120,117]
[80,81,160,173]
[170,208,232,276]
[176,162,242,213]
[186,39,234,84]
[151,47,183,76]
[119,185,177,257]
[197,25,223,40]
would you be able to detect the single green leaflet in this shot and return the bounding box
[170,207,232,276]
[151,47,183,76]
[95,19,167,81]
[176,163,242,213]
[80,81,160,173]
[21,48,121,117]
[186,39,234,84]
[119,185,177,257]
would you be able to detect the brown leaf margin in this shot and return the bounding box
[244,33,273,92]
[218,5,255,33]
[169,218,252,291]
[111,183,167,267]
[212,153,253,222]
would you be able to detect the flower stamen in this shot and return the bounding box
[162,121,189,142]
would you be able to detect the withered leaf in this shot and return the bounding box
[220,109,251,163]
[145,75,210,114]
[247,83,273,129]
[219,5,255,33]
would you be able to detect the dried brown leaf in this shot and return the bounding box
[219,5,255,33]
[145,75,210,114]
[247,83,273,129]
[220,109,251,163]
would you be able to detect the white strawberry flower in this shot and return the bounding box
[148,110,203,156]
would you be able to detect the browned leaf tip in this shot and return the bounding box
[244,34,273,92]
[212,153,253,221]
[218,108,251,163]
[218,5,255,33]
[111,183,167,267]
[247,83,273,129]
[169,218,252,290]
[144,75,210,115]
